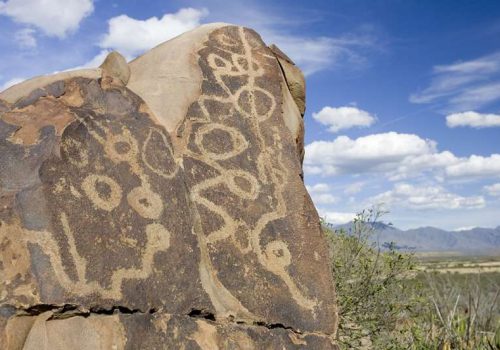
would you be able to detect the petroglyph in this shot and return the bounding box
[127,186,164,219]
[1,25,339,344]
[0,82,179,300]
[185,26,318,312]
[21,210,171,300]
[81,174,123,212]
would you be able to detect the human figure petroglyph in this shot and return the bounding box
[20,97,177,299]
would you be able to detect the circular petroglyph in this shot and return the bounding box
[114,141,131,154]
[226,169,260,200]
[127,186,164,219]
[265,240,292,268]
[103,130,139,163]
[195,124,248,160]
[82,174,122,211]
[145,223,171,250]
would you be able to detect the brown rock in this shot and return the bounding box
[269,44,306,116]
[0,309,337,349]
[0,24,338,349]
[100,51,130,87]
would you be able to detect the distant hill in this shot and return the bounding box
[333,222,500,255]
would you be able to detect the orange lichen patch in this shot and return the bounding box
[2,98,75,146]
[59,80,84,107]
[0,219,37,303]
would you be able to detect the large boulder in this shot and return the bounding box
[0,24,338,349]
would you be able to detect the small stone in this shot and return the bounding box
[99,51,131,87]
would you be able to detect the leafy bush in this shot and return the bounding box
[324,208,500,349]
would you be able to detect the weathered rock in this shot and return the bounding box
[269,44,306,116]
[100,51,130,87]
[0,69,101,105]
[0,307,336,349]
[0,24,338,349]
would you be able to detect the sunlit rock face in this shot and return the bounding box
[0,23,338,349]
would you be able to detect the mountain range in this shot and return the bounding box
[333,222,500,255]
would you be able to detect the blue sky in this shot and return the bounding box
[1,0,499,229]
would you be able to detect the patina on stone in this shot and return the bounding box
[0,24,338,349]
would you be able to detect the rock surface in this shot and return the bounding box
[0,24,338,349]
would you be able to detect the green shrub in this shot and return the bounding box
[324,208,500,349]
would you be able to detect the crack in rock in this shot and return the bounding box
[3,304,319,336]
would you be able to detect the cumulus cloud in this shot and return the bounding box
[446,154,500,178]
[446,111,500,128]
[312,106,376,133]
[319,211,356,225]
[0,0,94,38]
[344,182,365,195]
[304,132,500,181]
[306,183,338,205]
[306,183,331,194]
[368,183,485,210]
[410,51,500,111]
[304,132,438,176]
[311,193,338,205]
[99,8,208,57]
[484,183,500,196]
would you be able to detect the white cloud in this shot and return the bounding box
[67,49,113,71]
[311,193,338,205]
[304,132,437,176]
[264,32,374,76]
[99,8,208,57]
[446,83,500,112]
[319,211,356,225]
[484,183,500,196]
[196,2,377,76]
[304,132,500,181]
[446,154,500,178]
[0,0,94,38]
[312,106,376,133]
[390,151,457,181]
[344,182,365,195]
[306,183,330,194]
[0,77,25,91]
[368,183,485,210]
[306,183,337,205]
[410,51,500,111]
[446,111,500,128]
[14,28,36,48]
